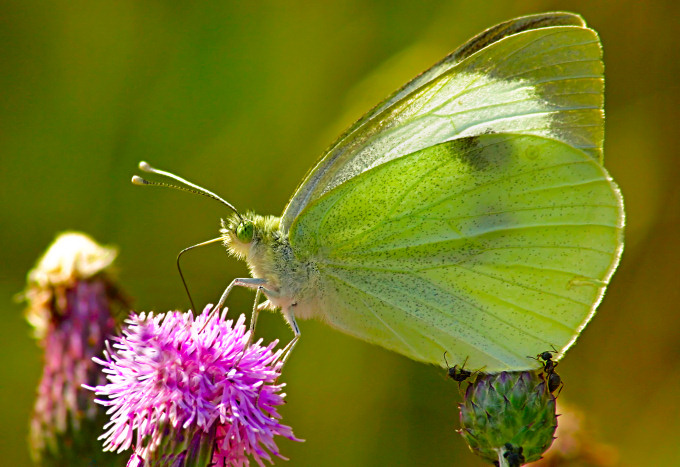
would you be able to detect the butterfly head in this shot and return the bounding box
[236,219,255,243]
[221,214,253,259]
[221,212,281,261]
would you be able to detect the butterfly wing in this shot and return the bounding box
[281,12,603,231]
[289,134,623,371]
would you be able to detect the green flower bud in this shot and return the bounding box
[458,371,557,465]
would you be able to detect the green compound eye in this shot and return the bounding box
[236,221,254,243]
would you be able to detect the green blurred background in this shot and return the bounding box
[1,1,678,465]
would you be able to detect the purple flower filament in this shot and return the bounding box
[89,306,301,466]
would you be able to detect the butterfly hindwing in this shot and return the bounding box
[290,134,623,370]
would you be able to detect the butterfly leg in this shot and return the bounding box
[215,277,268,311]
[278,307,301,368]
[249,287,263,335]
[203,277,269,328]
[247,286,271,345]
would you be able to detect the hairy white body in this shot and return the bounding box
[221,214,322,325]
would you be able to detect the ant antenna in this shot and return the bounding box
[176,238,224,312]
[132,161,242,221]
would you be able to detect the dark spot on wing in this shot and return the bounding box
[446,134,516,173]
[451,136,489,171]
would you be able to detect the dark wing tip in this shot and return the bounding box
[450,12,587,65]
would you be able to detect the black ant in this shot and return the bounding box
[530,347,563,395]
[503,443,525,467]
[444,352,472,384]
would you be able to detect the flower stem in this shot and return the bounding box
[497,447,510,467]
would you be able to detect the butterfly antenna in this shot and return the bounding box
[132,161,243,221]
[176,238,224,312]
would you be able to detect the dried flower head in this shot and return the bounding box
[89,306,301,466]
[23,232,125,466]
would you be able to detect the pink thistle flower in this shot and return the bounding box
[89,306,301,466]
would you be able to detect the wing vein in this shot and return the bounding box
[323,267,532,362]
[392,159,595,222]
[427,261,590,306]
[487,30,596,70]
[356,293,425,360]
[419,202,621,223]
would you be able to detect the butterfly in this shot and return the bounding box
[134,12,624,372]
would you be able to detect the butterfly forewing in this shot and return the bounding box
[316,12,588,154]
[290,134,623,371]
[281,14,603,231]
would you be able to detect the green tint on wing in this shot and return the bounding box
[281,14,603,231]
[290,134,623,371]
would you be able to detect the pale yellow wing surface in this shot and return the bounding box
[289,135,623,371]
